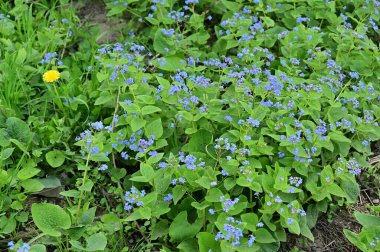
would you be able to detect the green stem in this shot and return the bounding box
[28,233,46,244]
[76,152,91,223]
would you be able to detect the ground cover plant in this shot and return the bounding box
[0,0,380,251]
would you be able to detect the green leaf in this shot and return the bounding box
[205,188,223,202]
[195,176,211,189]
[29,244,46,252]
[340,175,360,203]
[79,207,96,225]
[177,239,198,252]
[6,117,31,144]
[327,184,346,198]
[141,105,162,115]
[21,179,44,192]
[130,117,146,132]
[17,166,40,180]
[10,200,22,210]
[96,72,108,82]
[190,201,210,210]
[0,170,7,188]
[15,48,26,64]
[189,13,204,30]
[255,228,277,243]
[287,219,301,235]
[353,211,380,227]
[169,211,202,241]
[46,150,65,168]
[188,129,212,152]
[31,203,71,236]
[198,232,221,252]
[329,132,351,156]
[38,175,61,189]
[221,0,241,11]
[79,180,94,192]
[151,220,169,240]
[241,213,258,232]
[0,128,11,147]
[145,118,163,138]
[145,17,159,25]
[94,93,113,105]
[306,204,319,229]
[173,185,187,204]
[85,233,107,251]
[1,147,14,159]
[139,207,152,219]
[153,29,174,55]
[60,190,80,198]
[343,229,366,251]
[223,177,236,191]
[140,163,154,182]
[157,56,186,71]
[321,165,333,185]
[261,16,275,27]
[0,216,16,234]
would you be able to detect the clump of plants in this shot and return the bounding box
[1,0,380,251]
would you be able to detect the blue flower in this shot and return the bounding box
[287,218,294,225]
[91,146,100,155]
[17,243,30,252]
[221,169,229,176]
[248,235,256,247]
[89,121,104,131]
[7,241,14,250]
[220,196,239,212]
[224,115,233,122]
[158,162,167,168]
[289,177,302,187]
[98,164,108,171]
[164,193,173,201]
[124,187,146,210]
[247,117,260,127]
[256,222,264,227]
[215,218,244,247]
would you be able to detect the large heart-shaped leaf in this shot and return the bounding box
[31,203,71,236]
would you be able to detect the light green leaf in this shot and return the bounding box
[130,117,146,132]
[255,228,277,243]
[6,117,31,144]
[85,233,107,251]
[169,211,202,241]
[17,166,41,180]
[354,211,380,227]
[145,118,163,138]
[31,203,71,237]
[188,129,212,152]
[173,185,187,204]
[29,244,46,252]
[198,232,221,252]
[141,105,162,115]
[46,150,65,168]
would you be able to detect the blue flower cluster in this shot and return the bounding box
[7,241,30,252]
[215,217,257,247]
[0,13,11,23]
[219,196,239,213]
[40,52,63,66]
[178,152,205,170]
[124,187,146,211]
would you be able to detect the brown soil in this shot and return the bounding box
[74,0,123,44]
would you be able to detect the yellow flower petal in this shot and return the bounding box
[43,70,60,83]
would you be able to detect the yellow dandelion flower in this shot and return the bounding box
[43,70,60,83]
